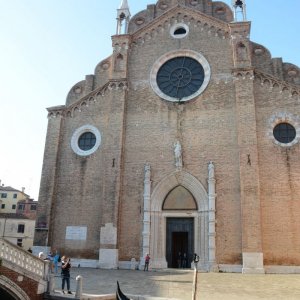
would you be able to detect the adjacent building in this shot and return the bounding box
[0,185,29,214]
[17,198,38,220]
[0,214,35,250]
[34,0,300,273]
[0,184,37,250]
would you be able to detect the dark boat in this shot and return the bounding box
[116,281,130,300]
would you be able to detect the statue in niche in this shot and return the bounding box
[174,141,183,168]
[237,42,248,61]
[114,53,124,71]
[208,161,215,179]
[144,164,151,181]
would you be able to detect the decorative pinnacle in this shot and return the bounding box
[119,0,129,10]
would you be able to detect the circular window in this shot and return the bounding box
[273,123,296,144]
[157,57,204,100]
[174,27,186,35]
[170,23,189,39]
[71,125,101,156]
[150,50,211,102]
[78,132,96,151]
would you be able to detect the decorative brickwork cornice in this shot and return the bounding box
[130,5,230,49]
[254,69,300,97]
[47,79,128,119]
[231,68,300,98]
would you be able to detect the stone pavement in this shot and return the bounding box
[52,268,300,299]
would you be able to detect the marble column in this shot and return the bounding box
[140,164,151,269]
[207,161,218,271]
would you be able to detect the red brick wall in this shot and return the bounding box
[0,265,44,300]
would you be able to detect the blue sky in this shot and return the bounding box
[0,0,299,200]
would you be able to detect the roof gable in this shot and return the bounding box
[131,4,230,43]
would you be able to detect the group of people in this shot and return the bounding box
[36,250,196,293]
[177,252,188,268]
[38,250,72,295]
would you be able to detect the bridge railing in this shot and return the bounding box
[0,238,49,280]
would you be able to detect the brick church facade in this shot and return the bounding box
[34,0,300,273]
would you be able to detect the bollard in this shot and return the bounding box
[192,263,198,300]
[48,274,55,295]
[130,258,136,270]
[192,254,199,300]
[75,275,83,298]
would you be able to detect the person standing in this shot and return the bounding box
[53,250,61,273]
[177,252,182,268]
[182,253,187,268]
[61,256,72,294]
[144,254,150,271]
[47,251,54,273]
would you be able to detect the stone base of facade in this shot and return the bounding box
[208,262,219,272]
[242,252,265,274]
[265,266,300,274]
[99,249,118,269]
[218,264,243,273]
[68,258,99,268]
[150,258,168,269]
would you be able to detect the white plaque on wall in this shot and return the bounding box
[66,226,87,241]
[100,223,117,245]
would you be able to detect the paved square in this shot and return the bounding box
[52,268,300,299]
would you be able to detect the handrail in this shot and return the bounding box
[0,238,49,280]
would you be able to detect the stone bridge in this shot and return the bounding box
[0,238,49,300]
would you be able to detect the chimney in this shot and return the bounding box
[22,187,25,193]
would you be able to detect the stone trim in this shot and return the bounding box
[268,112,300,147]
[254,70,300,96]
[242,252,265,274]
[150,49,211,102]
[150,170,209,269]
[47,80,128,119]
[170,22,189,39]
[151,170,208,212]
[132,5,230,45]
[140,164,151,269]
[71,125,101,157]
[0,275,30,300]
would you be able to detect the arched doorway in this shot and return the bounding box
[163,186,198,268]
[149,170,209,270]
[166,217,194,268]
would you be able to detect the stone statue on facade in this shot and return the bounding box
[208,161,215,179]
[174,141,183,168]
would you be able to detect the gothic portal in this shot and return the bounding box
[34,0,300,273]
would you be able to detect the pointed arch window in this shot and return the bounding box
[162,186,197,210]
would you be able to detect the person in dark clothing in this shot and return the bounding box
[61,256,72,294]
[144,254,150,271]
[182,253,187,268]
[177,252,182,268]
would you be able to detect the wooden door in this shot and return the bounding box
[166,218,194,268]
